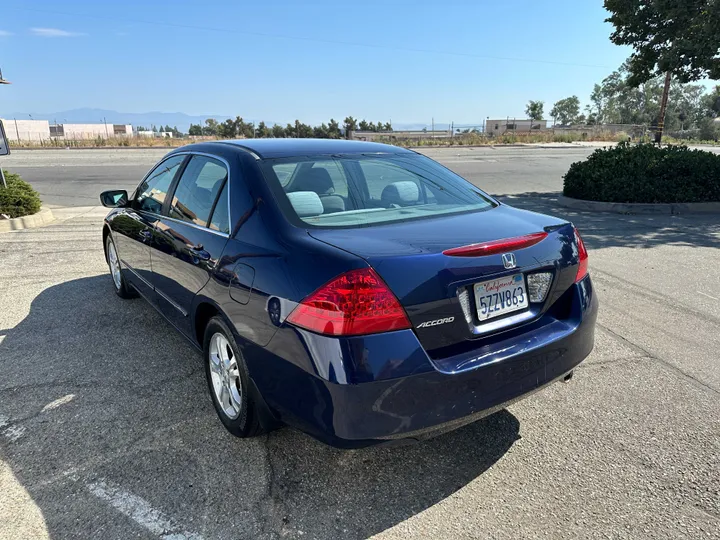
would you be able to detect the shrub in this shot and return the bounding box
[563,142,720,203]
[0,171,42,218]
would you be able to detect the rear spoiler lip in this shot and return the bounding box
[442,232,548,257]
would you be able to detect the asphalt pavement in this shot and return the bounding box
[1,147,719,539]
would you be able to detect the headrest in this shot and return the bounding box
[292,167,334,194]
[287,191,324,217]
[381,181,420,206]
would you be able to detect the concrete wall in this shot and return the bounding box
[487,119,547,135]
[351,130,452,141]
[0,119,51,142]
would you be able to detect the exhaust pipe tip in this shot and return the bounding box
[562,370,574,383]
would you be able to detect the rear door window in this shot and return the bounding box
[168,155,227,228]
[208,182,230,234]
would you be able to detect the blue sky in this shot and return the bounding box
[1,1,632,125]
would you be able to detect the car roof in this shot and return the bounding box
[207,138,415,159]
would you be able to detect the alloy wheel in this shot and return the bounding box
[208,332,242,419]
[107,239,122,291]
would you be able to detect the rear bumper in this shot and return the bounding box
[246,276,598,448]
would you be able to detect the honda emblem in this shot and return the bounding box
[502,253,517,269]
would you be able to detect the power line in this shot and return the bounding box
[6,6,612,70]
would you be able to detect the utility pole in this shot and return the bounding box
[655,72,672,145]
[0,68,12,188]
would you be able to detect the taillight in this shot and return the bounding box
[442,232,548,257]
[574,227,589,282]
[286,268,411,336]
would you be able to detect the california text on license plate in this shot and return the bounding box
[473,274,528,322]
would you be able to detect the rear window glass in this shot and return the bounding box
[260,154,496,228]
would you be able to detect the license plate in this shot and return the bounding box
[473,274,528,322]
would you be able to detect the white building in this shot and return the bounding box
[0,119,50,141]
[0,119,133,141]
[60,123,132,139]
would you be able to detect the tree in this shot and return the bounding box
[550,96,581,126]
[384,121,392,132]
[188,124,202,136]
[217,118,237,138]
[704,85,720,117]
[271,124,286,138]
[525,101,544,125]
[136,125,148,132]
[605,0,720,141]
[257,121,271,138]
[327,119,341,138]
[313,123,330,138]
[358,120,370,131]
[605,0,720,86]
[343,116,358,137]
[589,62,709,131]
[202,118,219,136]
[296,120,313,138]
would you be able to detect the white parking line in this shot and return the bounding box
[41,394,76,412]
[696,291,718,301]
[0,415,26,442]
[88,480,204,540]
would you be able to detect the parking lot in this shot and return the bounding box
[1,147,719,539]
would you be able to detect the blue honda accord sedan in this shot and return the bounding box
[100,139,597,447]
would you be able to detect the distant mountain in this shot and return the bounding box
[0,108,231,132]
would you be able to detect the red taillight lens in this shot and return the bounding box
[442,232,548,257]
[574,227,589,282]
[286,268,411,336]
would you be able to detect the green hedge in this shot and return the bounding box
[563,142,720,203]
[0,171,42,218]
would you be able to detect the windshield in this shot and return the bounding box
[260,153,497,228]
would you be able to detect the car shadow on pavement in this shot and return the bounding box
[0,275,520,539]
[497,191,720,250]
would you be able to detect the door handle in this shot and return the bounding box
[188,246,211,261]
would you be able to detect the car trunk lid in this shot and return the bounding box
[308,205,580,355]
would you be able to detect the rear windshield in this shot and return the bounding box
[260,153,496,228]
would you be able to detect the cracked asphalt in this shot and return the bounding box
[1,148,719,539]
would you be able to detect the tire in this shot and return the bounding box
[203,316,264,438]
[105,234,136,299]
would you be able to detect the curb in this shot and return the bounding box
[408,142,616,150]
[0,207,55,233]
[557,195,720,215]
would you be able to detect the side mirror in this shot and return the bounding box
[100,189,129,208]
